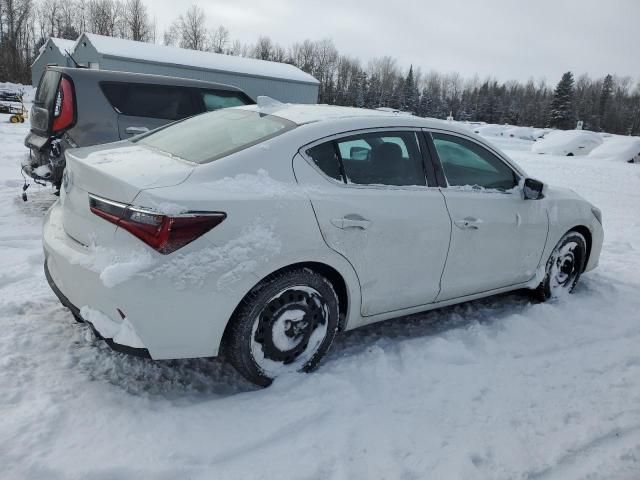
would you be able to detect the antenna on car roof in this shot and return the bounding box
[65,50,85,69]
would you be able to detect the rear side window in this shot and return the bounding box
[35,70,61,105]
[200,90,251,111]
[136,108,295,164]
[307,142,343,181]
[337,132,425,186]
[100,83,197,120]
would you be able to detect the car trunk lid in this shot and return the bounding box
[61,143,195,246]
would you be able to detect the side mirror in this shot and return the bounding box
[523,178,545,200]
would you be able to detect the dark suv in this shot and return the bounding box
[24,66,254,189]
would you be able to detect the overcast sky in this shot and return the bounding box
[149,0,640,84]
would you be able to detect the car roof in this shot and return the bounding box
[46,66,246,93]
[238,103,471,134]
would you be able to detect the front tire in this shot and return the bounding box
[535,231,587,301]
[225,269,339,387]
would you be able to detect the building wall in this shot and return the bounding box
[31,45,70,86]
[71,36,318,104]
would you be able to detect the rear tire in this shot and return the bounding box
[534,231,587,301]
[225,269,339,387]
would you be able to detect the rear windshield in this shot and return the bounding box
[35,70,61,106]
[135,109,295,164]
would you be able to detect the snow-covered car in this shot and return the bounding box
[43,104,604,386]
[588,136,640,163]
[531,130,603,156]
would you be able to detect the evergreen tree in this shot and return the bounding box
[549,71,576,129]
[599,74,613,131]
[403,65,419,112]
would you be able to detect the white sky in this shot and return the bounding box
[148,0,640,84]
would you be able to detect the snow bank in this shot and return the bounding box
[588,135,640,163]
[531,129,603,156]
[0,82,35,103]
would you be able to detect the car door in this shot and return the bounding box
[427,131,548,301]
[294,129,452,317]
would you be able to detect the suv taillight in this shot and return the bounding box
[89,195,226,254]
[52,77,75,133]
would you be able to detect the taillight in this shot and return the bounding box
[89,195,225,254]
[52,77,75,133]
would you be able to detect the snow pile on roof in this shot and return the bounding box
[81,33,319,85]
[50,38,76,54]
[531,130,603,156]
[588,136,640,163]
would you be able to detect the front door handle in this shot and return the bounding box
[125,126,150,135]
[454,217,482,230]
[331,216,371,230]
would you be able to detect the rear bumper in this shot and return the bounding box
[42,200,243,360]
[44,259,151,358]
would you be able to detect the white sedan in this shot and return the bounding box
[43,104,604,386]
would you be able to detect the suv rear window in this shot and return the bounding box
[200,90,251,111]
[100,82,197,120]
[136,108,295,164]
[35,70,61,106]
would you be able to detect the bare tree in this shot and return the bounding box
[209,25,228,53]
[88,0,120,36]
[124,0,150,41]
[252,35,273,60]
[164,4,208,50]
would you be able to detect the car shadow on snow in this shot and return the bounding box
[70,289,542,399]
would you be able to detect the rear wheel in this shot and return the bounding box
[9,115,19,124]
[225,269,339,387]
[535,231,587,301]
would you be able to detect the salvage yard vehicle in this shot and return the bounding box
[24,66,254,190]
[43,103,604,386]
[531,129,603,156]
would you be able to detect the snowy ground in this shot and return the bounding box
[1,106,640,479]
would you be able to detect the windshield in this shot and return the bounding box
[136,109,295,164]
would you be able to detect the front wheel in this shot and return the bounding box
[535,231,587,301]
[225,269,339,387]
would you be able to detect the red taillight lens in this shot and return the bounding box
[89,195,225,254]
[52,77,75,133]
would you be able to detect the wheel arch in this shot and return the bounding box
[221,261,353,349]
[567,225,592,271]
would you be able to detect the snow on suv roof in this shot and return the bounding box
[80,33,319,85]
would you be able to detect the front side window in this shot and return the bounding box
[432,133,518,190]
[200,90,251,111]
[337,132,425,186]
[136,108,295,164]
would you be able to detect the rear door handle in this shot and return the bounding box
[454,217,483,230]
[125,126,150,135]
[331,216,371,230]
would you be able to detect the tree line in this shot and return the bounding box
[2,1,639,135]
